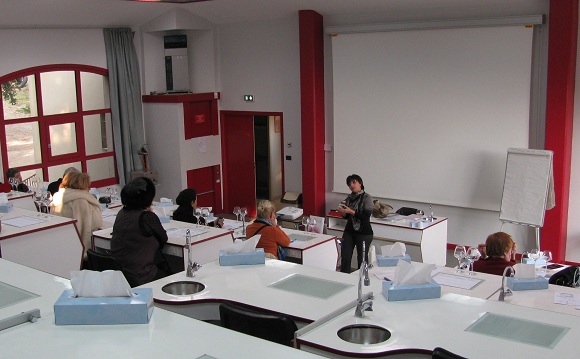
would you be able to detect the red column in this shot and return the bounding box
[544,0,578,262]
[299,10,326,216]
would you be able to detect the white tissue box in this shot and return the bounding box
[276,206,303,220]
[219,248,265,266]
[376,254,412,267]
[382,280,441,302]
[506,277,549,291]
[54,288,153,325]
[409,220,430,229]
[0,203,13,213]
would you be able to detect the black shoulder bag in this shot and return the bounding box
[549,266,579,288]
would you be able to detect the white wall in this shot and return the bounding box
[216,17,302,192]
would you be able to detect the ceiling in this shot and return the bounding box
[0,0,547,29]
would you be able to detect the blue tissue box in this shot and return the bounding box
[376,254,412,267]
[219,248,265,266]
[159,201,173,207]
[382,280,441,301]
[54,288,153,325]
[0,203,13,213]
[506,276,549,291]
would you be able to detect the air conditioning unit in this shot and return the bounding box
[164,35,189,93]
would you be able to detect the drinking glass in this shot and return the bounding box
[240,207,247,235]
[309,218,317,233]
[453,245,466,273]
[537,250,552,277]
[466,247,481,276]
[233,206,240,221]
[201,207,210,226]
[301,216,310,233]
[193,207,202,227]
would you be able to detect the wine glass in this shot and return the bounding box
[233,206,240,221]
[466,247,481,276]
[201,207,210,226]
[537,250,552,277]
[453,245,466,273]
[309,218,317,233]
[301,216,310,233]
[193,207,202,227]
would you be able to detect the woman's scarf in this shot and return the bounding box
[346,190,365,231]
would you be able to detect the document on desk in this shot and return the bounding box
[101,209,118,219]
[432,272,483,290]
[222,219,243,230]
[554,292,580,307]
[2,215,47,228]
[165,227,208,238]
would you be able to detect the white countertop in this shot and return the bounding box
[0,207,77,239]
[0,259,323,359]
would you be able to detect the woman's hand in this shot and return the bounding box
[337,205,354,216]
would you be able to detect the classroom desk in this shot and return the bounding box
[92,220,235,271]
[6,191,36,212]
[0,208,83,279]
[0,259,322,359]
[228,222,339,271]
[327,213,448,266]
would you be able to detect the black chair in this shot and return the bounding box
[219,302,298,346]
[86,248,123,271]
[432,347,467,359]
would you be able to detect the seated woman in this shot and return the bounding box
[50,171,103,260]
[5,167,29,192]
[473,232,517,276]
[110,177,169,287]
[172,188,223,227]
[245,199,291,259]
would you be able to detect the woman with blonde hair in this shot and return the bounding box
[51,171,103,261]
[245,200,291,259]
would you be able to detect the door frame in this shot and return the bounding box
[220,110,285,216]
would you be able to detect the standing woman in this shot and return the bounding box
[338,174,374,273]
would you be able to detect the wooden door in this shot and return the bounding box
[221,113,257,216]
[186,165,223,214]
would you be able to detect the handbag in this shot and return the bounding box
[254,223,286,260]
[548,266,579,288]
[372,200,393,218]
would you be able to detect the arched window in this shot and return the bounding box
[0,64,117,188]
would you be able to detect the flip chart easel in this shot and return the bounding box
[499,148,554,250]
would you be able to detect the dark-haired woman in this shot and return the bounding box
[111,177,169,286]
[337,174,374,273]
[172,188,223,227]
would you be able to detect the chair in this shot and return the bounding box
[432,347,467,359]
[219,302,298,346]
[309,215,326,234]
[86,248,122,271]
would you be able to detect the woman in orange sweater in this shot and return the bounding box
[245,200,291,259]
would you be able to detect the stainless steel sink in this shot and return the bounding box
[162,281,205,295]
[337,324,391,345]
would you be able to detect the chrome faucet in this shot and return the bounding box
[355,242,373,317]
[498,265,515,301]
[185,229,202,277]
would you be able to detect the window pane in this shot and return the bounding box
[40,71,77,115]
[49,122,77,156]
[84,113,113,155]
[48,162,82,182]
[6,122,42,167]
[87,156,116,181]
[81,72,110,111]
[1,75,38,120]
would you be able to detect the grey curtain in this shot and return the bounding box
[103,28,145,185]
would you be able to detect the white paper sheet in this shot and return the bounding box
[3,216,47,228]
[553,292,580,307]
[432,272,483,290]
[165,227,208,238]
